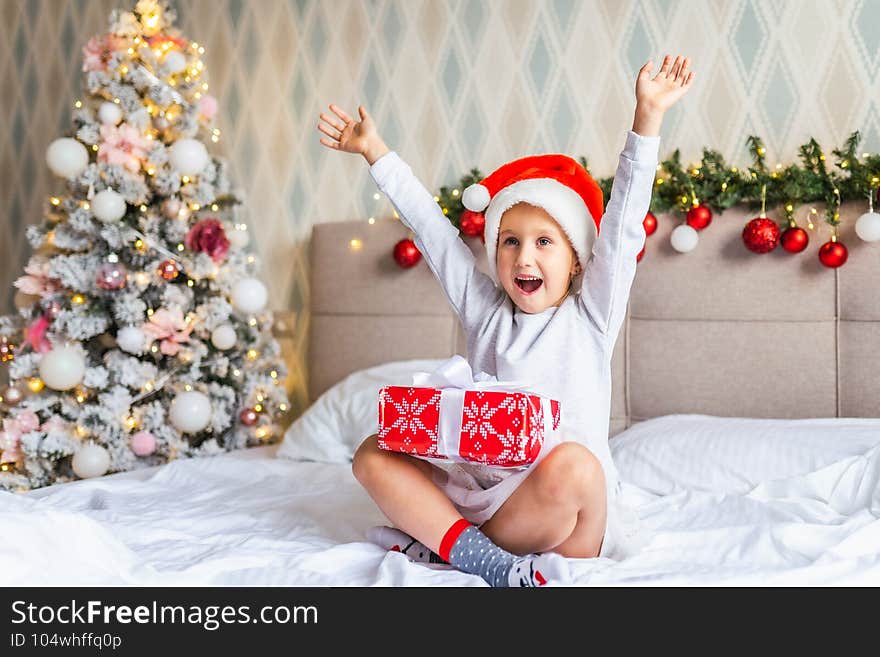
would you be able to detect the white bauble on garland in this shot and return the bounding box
[169,391,212,433]
[46,138,89,178]
[72,442,110,479]
[169,138,209,176]
[231,278,268,314]
[855,212,880,242]
[116,326,147,354]
[210,324,237,350]
[91,189,127,223]
[670,224,699,253]
[98,101,123,125]
[164,51,188,74]
[39,345,86,391]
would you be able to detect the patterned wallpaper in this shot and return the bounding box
[2,0,880,418]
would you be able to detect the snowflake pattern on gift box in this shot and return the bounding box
[458,391,546,467]
[378,386,444,458]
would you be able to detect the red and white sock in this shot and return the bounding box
[366,526,447,564]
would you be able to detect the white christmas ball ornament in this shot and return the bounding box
[670,224,699,253]
[231,278,268,314]
[98,101,123,125]
[39,345,86,391]
[72,442,111,479]
[164,51,188,74]
[210,324,237,350]
[91,189,127,223]
[855,212,880,242]
[169,391,212,433]
[46,138,89,178]
[170,138,209,176]
[116,326,147,354]
[227,226,250,249]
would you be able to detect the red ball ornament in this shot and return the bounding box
[239,408,259,426]
[393,239,421,268]
[643,211,658,237]
[742,217,780,253]
[158,259,180,281]
[636,246,645,262]
[459,209,486,237]
[781,226,809,254]
[686,204,712,231]
[818,240,848,268]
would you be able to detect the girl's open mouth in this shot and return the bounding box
[514,276,543,294]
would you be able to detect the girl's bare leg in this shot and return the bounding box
[352,434,462,554]
[479,441,607,558]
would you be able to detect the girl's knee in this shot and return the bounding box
[537,442,605,503]
[351,434,382,484]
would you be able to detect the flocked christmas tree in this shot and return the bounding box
[0,0,288,492]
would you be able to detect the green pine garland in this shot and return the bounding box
[435,132,880,232]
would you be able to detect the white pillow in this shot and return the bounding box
[277,358,447,464]
[611,414,880,495]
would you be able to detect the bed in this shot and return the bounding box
[4,210,880,586]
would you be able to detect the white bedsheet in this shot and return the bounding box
[4,426,880,586]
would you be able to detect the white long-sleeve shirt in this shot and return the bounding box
[369,131,660,497]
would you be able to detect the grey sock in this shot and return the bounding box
[447,526,564,587]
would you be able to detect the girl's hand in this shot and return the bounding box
[635,54,694,114]
[317,104,388,164]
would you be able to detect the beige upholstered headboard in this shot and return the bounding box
[307,202,880,437]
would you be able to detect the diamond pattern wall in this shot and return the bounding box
[2,0,880,421]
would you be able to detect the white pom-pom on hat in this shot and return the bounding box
[462,183,490,212]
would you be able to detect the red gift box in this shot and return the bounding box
[378,384,561,468]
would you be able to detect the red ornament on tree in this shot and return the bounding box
[158,260,180,281]
[781,226,809,253]
[393,238,421,268]
[742,217,780,253]
[643,211,658,237]
[818,239,848,268]
[459,209,485,238]
[686,204,712,231]
[239,408,259,426]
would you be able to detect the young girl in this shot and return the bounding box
[318,55,694,586]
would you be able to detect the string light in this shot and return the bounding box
[184,384,193,391]
[74,100,82,108]
[72,294,86,305]
[349,239,362,251]
[50,197,60,206]
[27,378,44,393]
[279,404,288,412]
[246,349,259,361]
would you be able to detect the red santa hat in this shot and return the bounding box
[462,154,604,285]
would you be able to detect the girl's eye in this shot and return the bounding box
[504,237,518,245]
[538,238,551,246]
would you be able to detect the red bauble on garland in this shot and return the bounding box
[459,209,485,238]
[686,204,712,230]
[780,226,809,253]
[393,238,421,268]
[643,211,658,237]
[818,240,848,268]
[742,218,780,253]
